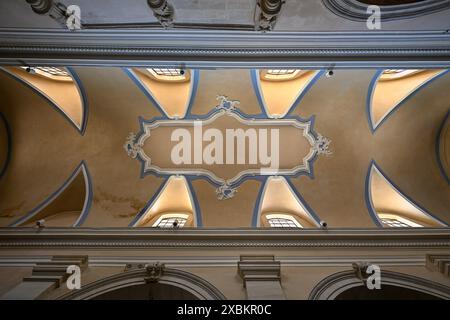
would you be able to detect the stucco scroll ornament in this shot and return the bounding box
[123,132,144,159]
[313,133,332,156]
[352,261,371,284]
[215,184,238,200]
[145,262,165,283]
[216,95,240,113]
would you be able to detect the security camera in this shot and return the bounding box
[36,219,45,228]
[172,219,179,228]
[319,220,328,229]
[325,69,334,78]
[179,69,185,75]
[25,66,36,74]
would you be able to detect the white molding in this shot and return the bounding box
[0,29,450,68]
[0,228,449,248]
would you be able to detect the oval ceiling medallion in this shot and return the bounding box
[124,96,332,198]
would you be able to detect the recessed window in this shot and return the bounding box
[266,214,303,228]
[152,213,188,229]
[379,214,423,228]
[149,68,182,76]
[380,69,421,80]
[267,69,296,76]
[20,66,71,80]
[145,68,190,82]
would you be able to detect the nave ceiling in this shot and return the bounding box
[0,67,449,228]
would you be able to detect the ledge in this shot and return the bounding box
[0,228,449,248]
[0,29,450,68]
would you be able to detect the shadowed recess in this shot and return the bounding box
[10,161,92,227]
[368,69,447,132]
[1,66,87,134]
[129,68,197,119]
[366,161,446,228]
[254,69,320,118]
[131,175,197,227]
[256,176,320,228]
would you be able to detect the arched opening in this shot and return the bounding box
[309,270,450,300]
[92,282,199,300]
[335,284,441,300]
[60,266,226,300]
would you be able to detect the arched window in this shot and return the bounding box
[260,69,305,81]
[266,214,303,228]
[20,66,71,81]
[152,213,189,229]
[255,69,319,118]
[378,213,422,228]
[147,68,189,82]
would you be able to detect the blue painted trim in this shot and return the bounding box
[0,67,88,135]
[367,69,450,133]
[129,176,202,227]
[250,69,325,118]
[73,161,93,227]
[435,108,450,185]
[186,178,203,227]
[287,70,325,116]
[250,69,269,117]
[251,176,269,227]
[251,176,322,227]
[364,160,384,227]
[124,68,200,120]
[366,70,383,134]
[0,112,12,180]
[66,67,89,136]
[123,68,167,119]
[184,69,200,118]
[9,161,93,227]
[128,176,169,227]
[285,177,322,226]
[365,160,448,228]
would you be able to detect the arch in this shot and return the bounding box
[59,267,226,300]
[309,270,450,300]
[124,68,199,119]
[322,0,450,21]
[0,112,11,180]
[367,69,448,133]
[251,69,322,118]
[436,108,450,184]
[0,66,88,135]
[365,160,447,227]
[9,161,93,227]
[130,175,201,227]
[252,176,321,228]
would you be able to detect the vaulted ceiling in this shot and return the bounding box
[0,67,448,228]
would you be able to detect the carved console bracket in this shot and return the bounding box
[26,0,80,29]
[147,0,175,28]
[426,254,450,278]
[255,0,285,31]
[238,255,285,300]
[124,262,166,283]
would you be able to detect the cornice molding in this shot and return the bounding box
[0,29,449,68]
[0,228,449,248]
[0,255,427,267]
